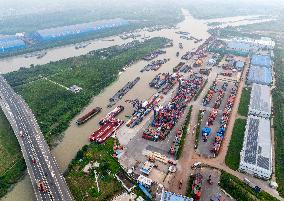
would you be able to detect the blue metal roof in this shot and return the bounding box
[247,65,272,85]
[37,18,129,41]
[0,36,26,53]
[235,61,245,69]
[162,191,192,201]
[227,41,250,52]
[251,55,272,68]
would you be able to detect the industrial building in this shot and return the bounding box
[251,54,272,68]
[227,41,251,53]
[239,116,272,180]
[234,61,245,71]
[249,84,271,119]
[0,36,26,53]
[247,65,272,86]
[36,18,129,41]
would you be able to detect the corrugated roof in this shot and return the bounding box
[0,36,26,52]
[251,55,272,68]
[227,41,250,52]
[37,18,128,39]
[247,65,272,85]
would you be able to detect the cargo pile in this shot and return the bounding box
[108,77,140,107]
[169,129,182,156]
[149,73,180,95]
[211,127,225,154]
[201,127,211,142]
[213,82,228,109]
[191,173,203,201]
[220,82,238,128]
[207,109,218,126]
[179,64,191,73]
[126,94,162,128]
[211,82,238,155]
[181,51,193,60]
[203,81,217,106]
[173,62,186,72]
[143,75,204,141]
[199,68,211,76]
[143,50,166,61]
[141,58,169,72]
[220,72,232,77]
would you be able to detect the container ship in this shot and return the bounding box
[76,107,102,125]
[99,105,124,125]
[89,118,124,143]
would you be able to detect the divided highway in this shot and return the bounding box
[0,75,74,201]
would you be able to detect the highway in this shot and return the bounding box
[0,75,74,201]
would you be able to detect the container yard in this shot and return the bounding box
[125,94,162,128]
[197,79,239,157]
[149,73,180,94]
[143,74,204,141]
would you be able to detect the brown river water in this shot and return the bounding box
[1,9,266,201]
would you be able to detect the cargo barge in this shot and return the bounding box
[76,107,102,125]
[108,77,140,106]
[173,62,185,72]
[89,118,124,143]
[99,105,124,125]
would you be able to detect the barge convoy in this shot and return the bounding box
[108,77,140,107]
[76,107,102,125]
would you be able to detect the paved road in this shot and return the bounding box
[0,75,73,201]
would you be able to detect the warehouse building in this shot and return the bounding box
[36,18,129,41]
[239,116,272,180]
[249,84,271,119]
[247,65,272,86]
[227,41,251,53]
[234,61,245,71]
[0,36,26,53]
[251,54,272,68]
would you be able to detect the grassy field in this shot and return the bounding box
[225,119,246,170]
[237,88,251,117]
[0,110,26,198]
[219,171,279,201]
[272,47,284,198]
[176,106,192,159]
[4,37,169,144]
[65,139,124,201]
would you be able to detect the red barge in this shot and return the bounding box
[99,105,124,125]
[89,118,124,143]
[90,106,125,143]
